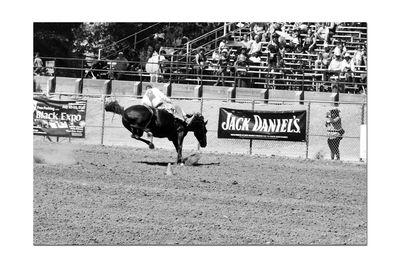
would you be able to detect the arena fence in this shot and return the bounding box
[34,92,367,162]
[37,56,367,93]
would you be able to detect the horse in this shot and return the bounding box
[104,100,207,164]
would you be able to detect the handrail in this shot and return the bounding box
[180,22,249,64]
[36,56,367,92]
[99,23,161,59]
[187,23,232,45]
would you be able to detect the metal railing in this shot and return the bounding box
[36,56,367,93]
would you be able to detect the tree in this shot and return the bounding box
[72,23,155,59]
[34,22,81,58]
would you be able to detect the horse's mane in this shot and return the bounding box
[187,113,206,129]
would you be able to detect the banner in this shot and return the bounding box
[33,96,87,138]
[218,108,307,141]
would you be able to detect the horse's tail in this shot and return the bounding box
[104,100,125,116]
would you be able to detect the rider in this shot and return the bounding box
[141,85,192,125]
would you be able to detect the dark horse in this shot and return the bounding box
[104,100,207,164]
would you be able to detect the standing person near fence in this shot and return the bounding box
[34,52,44,75]
[325,108,345,160]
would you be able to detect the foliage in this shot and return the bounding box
[34,23,81,58]
[72,23,155,59]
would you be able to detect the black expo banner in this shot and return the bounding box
[33,96,87,138]
[218,108,307,141]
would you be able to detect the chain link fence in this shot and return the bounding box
[34,93,367,162]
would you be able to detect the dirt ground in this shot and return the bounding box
[33,141,367,245]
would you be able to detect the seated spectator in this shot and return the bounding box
[218,37,229,53]
[211,48,221,63]
[333,42,347,57]
[111,52,129,80]
[234,48,249,87]
[248,35,263,63]
[158,50,168,81]
[353,44,367,67]
[314,53,324,70]
[267,34,280,67]
[173,35,183,47]
[147,45,156,59]
[326,22,339,44]
[33,52,44,75]
[288,29,302,52]
[214,49,230,86]
[316,23,330,43]
[328,53,343,73]
[240,34,252,51]
[252,23,265,38]
[316,43,332,69]
[303,28,317,53]
[128,49,140,72]
[87,59,107,79]
[267,22,282,39]
[341,52,355,83]
[181,36,189,46]
[277,43,286,68]
[194,47,208,82]
[328,52,344,92]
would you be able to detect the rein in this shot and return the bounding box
[142,105,155,130]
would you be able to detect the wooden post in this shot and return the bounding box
[305,102,311,159]
[103,80,112,95]
[133,81,142,96]
[227,87,236,102]
[100,95,106,145]
[164,82,172,97]
[194,85,203,98]
[250,100,255,155]
[46,77,56,95]
[75,78,83,94]
[260,89,269,104]
[330,92,339,107]
[297,91,305,105]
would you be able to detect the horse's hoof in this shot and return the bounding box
[149,143,155,149]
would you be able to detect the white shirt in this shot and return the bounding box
[141,87,171,108]
[328,59,344,72]
[341,59,355,72]
[248,41,262,55]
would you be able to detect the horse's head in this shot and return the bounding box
[188,113,208,148]
[104,99,119,112]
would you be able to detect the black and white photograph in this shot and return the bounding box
[32,21,367,246]
[3,1,400,266]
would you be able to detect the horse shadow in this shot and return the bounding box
[136,161,220,167]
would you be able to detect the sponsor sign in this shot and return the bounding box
[33,96,87,138]
[218,107,307,141]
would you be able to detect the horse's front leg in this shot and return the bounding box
[130,128,155,149]
[173,131,186,164]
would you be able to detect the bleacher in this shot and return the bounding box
[205,22,368,93]
[45,22,367,94]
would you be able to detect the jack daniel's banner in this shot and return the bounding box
[218,108,307,141]
[33,96,87,138]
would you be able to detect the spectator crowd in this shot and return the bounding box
[36,22,367,93]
